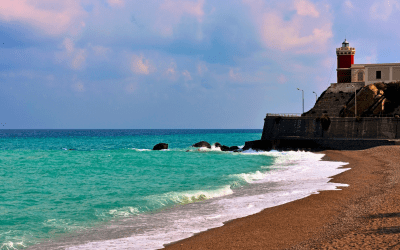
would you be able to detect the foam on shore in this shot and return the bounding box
[61,150,349,250]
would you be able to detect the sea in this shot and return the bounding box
[0,129,349,250]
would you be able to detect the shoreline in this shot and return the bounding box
[164,146,400,249]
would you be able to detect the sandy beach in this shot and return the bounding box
[165,146,400,249]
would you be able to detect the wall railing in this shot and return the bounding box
[266,113,302,117]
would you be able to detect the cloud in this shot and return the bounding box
[278,74,287,84]
[107,0,125,8]
[321,57,335,69]
[57,38,87,70]
[131,54,154,75]
[197,62,208,75]
[155,0,205,36]
[294,0,320,17]
[71,49,87,70]
[164,61,178,81]
[229,68,242,82]
[0,0,85,36]
[244,0,333,54]
[91,45,111,57]
[160,0,205,21]
[369,0,400,21]
[182,70,192,81]
[344,0,354,9]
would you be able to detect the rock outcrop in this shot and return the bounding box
[220,145,230,151]
[304,81,400,118]
[153,143,168,150]
[340,81,400,117]
[192,141,211,148]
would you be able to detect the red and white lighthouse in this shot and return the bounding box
[336,39,355,83]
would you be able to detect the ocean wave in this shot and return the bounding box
[173,186,233,204]
[44,150,350,250]
[42,218,86,232]
[233,170,269,183]
[107,207,140,217]
[1,241,26,250]
[146,185,234,208]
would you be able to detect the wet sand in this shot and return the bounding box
[164,146,400,249]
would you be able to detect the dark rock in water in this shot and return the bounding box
[229,146,239,151]
[192,141,211,148]
[153,143,168,150]
[220,145,230,151]
[214,142,222,148]
[233,149,241,153]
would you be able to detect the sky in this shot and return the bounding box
[1,0,399,129]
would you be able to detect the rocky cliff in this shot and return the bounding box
[304,81,400,118]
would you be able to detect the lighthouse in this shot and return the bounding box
[336,39,355,83]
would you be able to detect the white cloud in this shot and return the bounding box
[182,70,192,81]
[243,0,333,54]
[0,0,85,36]
[197,62,208,75]
[344,0,354,9]
[57,38,87,70]
[294,0,320,17]
[163,61,179,81]
[229,68,242,82]
[71,49,86,70]
[131,54,154,75]
[165,61,177,75]
[160,0,205,22]
[155,0,205,36]
[369,0,400,21]
[107,0,125,8]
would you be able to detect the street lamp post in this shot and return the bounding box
[313,91,318,102]
[297,88,304,114]
[352,85,357,117]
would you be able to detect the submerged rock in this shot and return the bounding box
[153,143,168,150]
[192,141,211,149]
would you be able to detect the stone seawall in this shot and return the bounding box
[261,116,400,140]
[244,116,400,151]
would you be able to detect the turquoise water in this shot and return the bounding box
[0,129,270,249]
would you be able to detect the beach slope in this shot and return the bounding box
[165,146,400,249]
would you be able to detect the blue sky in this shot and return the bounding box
[1,0,399,129]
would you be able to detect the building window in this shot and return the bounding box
[358,71,364,81]
[376,71,381,79]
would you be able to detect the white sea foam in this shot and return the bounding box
[65,150,349,250]
[210,145,222,151]
[108,207,140,217]
[143,185,234,208]
[173,185,233,202]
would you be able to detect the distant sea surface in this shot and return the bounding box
[0,129,349,250]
